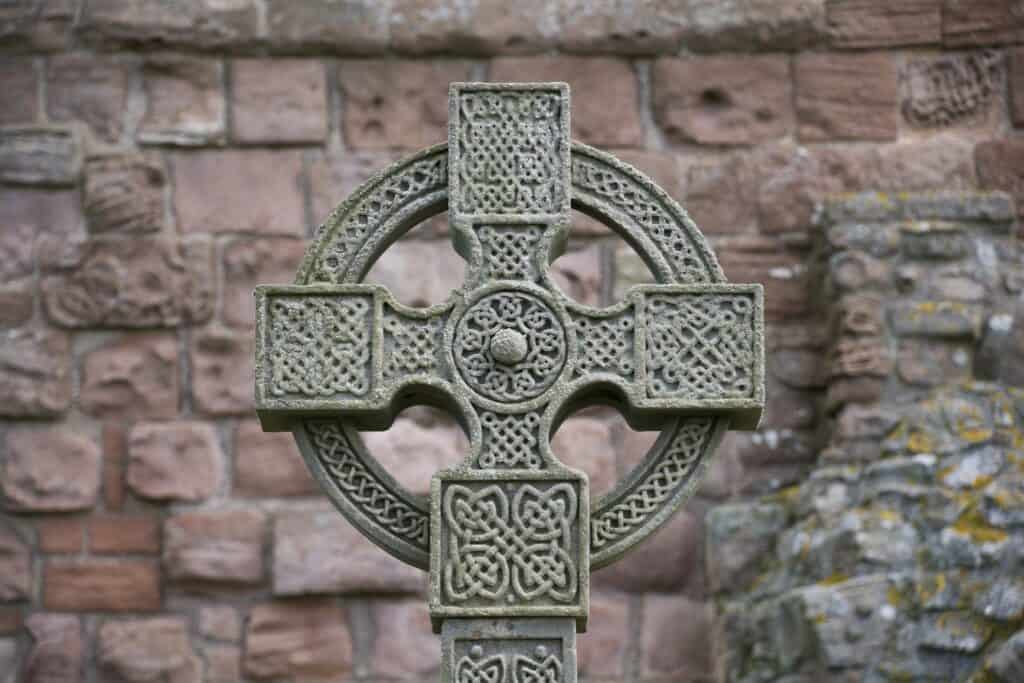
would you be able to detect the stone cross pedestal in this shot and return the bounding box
[255,82,764,683]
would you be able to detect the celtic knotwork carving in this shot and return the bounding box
[645,294,756,399]
[591,418,714,549]
[478,225,544,281]
[454,291,566,403]
[443,482,578,605]
[456,91,565,215]
[268,295,371,397]
[514,647,562,683]
[571,311,635,379]
[382,308,443,380]
[571,155,707,283]
[306,421,428,547]
[477,411,543,469]
[456,643,562,683]
[457,648,504,683]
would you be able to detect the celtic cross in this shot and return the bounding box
[255,83,764,683]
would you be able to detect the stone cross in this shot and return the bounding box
[255,82,764,683]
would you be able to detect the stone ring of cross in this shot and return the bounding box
[255,83,764,681]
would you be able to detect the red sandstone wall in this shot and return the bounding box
[1,2,1023,682]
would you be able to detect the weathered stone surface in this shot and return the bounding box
[172,149,305,235]
[364,417,465,495]
[199,606,241,642]
[889,301,984,339]
[684,0,827,52]
[2,428,100,512]
[43,561,161,612]
[231,59,327,144]
[491,57,641,146]
[42,237,213,328]
[0,0,76,52]
[139,55,225,146]
[90,516,161,554]
[827,0,941,47]
[189,329,253,415]
[337,60,471,149]
[1011,48,1024,127]
[79,0,260,51]
[244,601,353,680]
[594,508,703,593]
[83,154,165,233]
[901,50,1003,129]
[234,419,317,498]
[98,617,200,683]
[942,0,1024,47]
[163,510,265,585]
[976,140,1024,218]
[706,503,787,594]
[685,154,758,234]
[559,0,687,54]
[81,333,178,420]
[222,238,307,329]
[265,0,389,54]
[392,0,558,54]
[273,507,424,596]
[0,126,80,185]
[127,422,221,502]
[364,239,466,307]
[24,614,82,683]
[204,645,239,683]
[0,523,31,602]
[0,328,71,417]
[0,57,39,125]
[550,416,616,495]
[0,185,81,279]
[0,638,15,683]
[37,517,85,554]
[653,56,792,145]
[830,250,890,291]
[872,136,977,192]
[370,600,439,678]
[46,54,128,143]
[641,596,712,679]
[988,630,1024,681]
[821,189,1015,224]
[795,52,900,141]
[576,591,628,678]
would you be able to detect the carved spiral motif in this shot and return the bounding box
[454,291,566,403]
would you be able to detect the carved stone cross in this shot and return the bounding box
[255,83,764,683]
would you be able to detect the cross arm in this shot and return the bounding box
[567,284,764,430]
[254,283,455,432]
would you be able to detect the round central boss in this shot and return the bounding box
[453,290,567,403]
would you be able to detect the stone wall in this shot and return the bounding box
[1,2,1024,683]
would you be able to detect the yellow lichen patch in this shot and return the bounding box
[908,429,936,454]
[878,509,901,523]
[818,573,850,586]
[916,573,949,604]
[887,585,906,607]
[952,507,1009,544]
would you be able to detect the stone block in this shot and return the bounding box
[706,503,787,594]
[102,424,126,511]
[889,301,984,339]
[189,329,254,415]
[976,141,1024,218]
[204,645,239,683]
[942,0,1024,47]
[821,190,1015,224]
[42,237,214,328]
[988,631,1024,681]
[392,0,558,54]
[0,126,80,185]
[370,600,439,679]
[549,416,616,495]
[43,560,161,612]
[0,0,75,52]
[337,60,471,149]
[98,617,200,683]
[223,237,307,329]
[139,55,225,146]
[0,523,31,602]
[199,606,241,642]
[2,428,100,512]
[231,59,327,144]
[172,149,305,235]
[46,54,128,143]
[685,154,758,234]
[902,51,1003,131]
[559,0,688,54]
[490,57,641,146]
[0,57,39,125]
[1011,48,1024,127]
[265,0,389,54]
[363,417,466,496]
[234,419,318,498]
[716,238,810,320]
[0,327,71,417]
[163,510,266,586]
[90,516,161,554]
[83,153,164,233]
[682,0,828,52]
[127,422,221,502]
[244,601,353,680]
[23,614,82,683]
[640,596,712,679]
[577,591,628,679]
[37,518,85,554]
[826,0,941,47]
[594,508,703,594]
[653,56,792,145]
[0,186,82,279]
[830,250,891,291]
[872,136,977,192]
[795,53,899,141]
[79,0,259,51]
[80,333,179,420]
[273,507,424,596]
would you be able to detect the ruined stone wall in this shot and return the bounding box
[1,2,1024,683]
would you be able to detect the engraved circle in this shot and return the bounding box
[454,291,567,403]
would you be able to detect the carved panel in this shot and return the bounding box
[902,50,1003,128]
[476,411,544,470]
[382,305,444,380]
[571,309,635,380]
[477,224,544,282]
[454,640,563,683]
